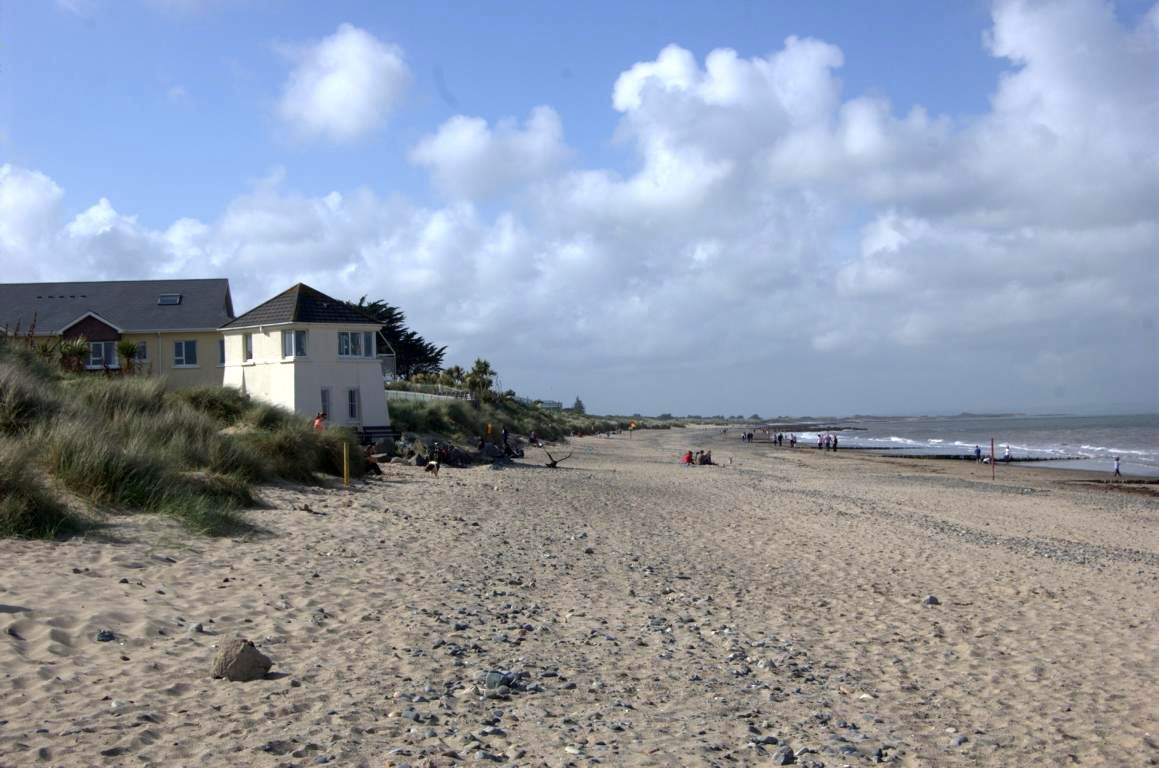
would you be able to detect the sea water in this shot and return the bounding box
[794,414,1159,477]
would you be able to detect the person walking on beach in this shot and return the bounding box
[1113,456,1121,479]
[974,444,982,462]
[790,433,796,448]
[832,434,838,452]
[1003,445,1012,462]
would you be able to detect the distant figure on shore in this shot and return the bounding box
[682,450,694,466]
[699,450,714,465]
[974,445,982,461]
[789,433,797,448]
[817,434,824,449]
[832,434,839,451]
[312,411,327,431]
[1113,456,1121,478]
[1003,445,1012,462]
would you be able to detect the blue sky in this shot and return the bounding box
[1,0,1156,415]
[5,1,1015,222]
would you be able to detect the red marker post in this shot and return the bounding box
[991,437,995,480]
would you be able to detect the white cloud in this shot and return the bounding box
[277,23,410,142]
[3,0,1156,414]
[410,107,569,200]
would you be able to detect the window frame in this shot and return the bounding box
[173,339,199,368]
[338,330,375,359]
[86,340,119,370]
[135,340,148,363]
[242,333,253,362]
[347,387,360,421]
[217,338,226,367]
[281,329,308,359]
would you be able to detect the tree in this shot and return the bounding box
[58,338,88,374]
[345,297,446,378]
[116,340,139,375]
[465,358,496,404]
[440,365,467,387]
[572,396,586,414]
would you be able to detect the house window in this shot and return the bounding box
[320,387,331,419]
[243,333,253,361]
[347,387,361,421]
[174,340,198,367]
[338,331,374,358]
[157,293,182,305]
[218,338,226,366]
[281,330,307,358]
[136,340,148,362]
[87,341,118,369]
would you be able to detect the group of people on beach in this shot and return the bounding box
[974,444,1015,463]
[817,433,839,451]
[681,449,715,466]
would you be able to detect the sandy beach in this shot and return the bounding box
[2,426,1156,767]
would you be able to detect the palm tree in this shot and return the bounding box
[465,358,496,404]
[441,365,467,387]
[116,340,139,375]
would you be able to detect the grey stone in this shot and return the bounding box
[771,745,796,764]
[923,595,941,606]
[950,734,968,747]
[95,629,116,642]
[211,637,272,682]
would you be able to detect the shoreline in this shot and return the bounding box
[701,433,1158,482]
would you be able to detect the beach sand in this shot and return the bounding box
[1,427,1156,767]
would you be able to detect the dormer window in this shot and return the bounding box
[158,293,182,305]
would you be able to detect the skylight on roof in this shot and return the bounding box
[158,293,182,305]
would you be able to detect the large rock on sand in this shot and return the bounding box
[212,638,272,682]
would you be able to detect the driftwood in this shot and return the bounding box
[542,448,573,468]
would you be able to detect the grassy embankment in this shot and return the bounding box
[387,395,683,445]
[0,343,364,539]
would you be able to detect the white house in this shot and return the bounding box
[221,283,391,439]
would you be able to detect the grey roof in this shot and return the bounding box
[222,283,379,329]
[0,279,235,334]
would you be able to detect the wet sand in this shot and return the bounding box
[1,426,1156,767]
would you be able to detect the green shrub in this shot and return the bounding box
[245,401,300,431]
[71,376,167,420]
[157,489,247,536]
[315,428,367,479]
[0,440,83,538]
[0,363,60,434]
[235,427,323,484]
[40,418,169,509]
[170,386,251,425]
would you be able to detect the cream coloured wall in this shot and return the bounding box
[126,332,225,389]
[222,324,389,427]
[14,331,224,389]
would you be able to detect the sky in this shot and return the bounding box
[1,0,1157,417]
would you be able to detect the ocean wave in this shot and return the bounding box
[1079,445,1149,456]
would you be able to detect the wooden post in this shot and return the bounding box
[343,442,350,486]
[991,437,995,480]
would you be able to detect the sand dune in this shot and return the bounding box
[1,427,1156,767]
